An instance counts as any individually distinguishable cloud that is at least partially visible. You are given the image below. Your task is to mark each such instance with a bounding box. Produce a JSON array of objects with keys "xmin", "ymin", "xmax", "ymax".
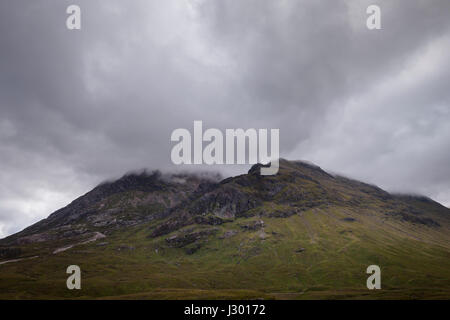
[
  {"xmin": 289, "ymin": 34, "xmax": 450, "ymax": 205},
  {"xmin": 1, "ymin": 0, "xmax": 449, "ymax": 237}
]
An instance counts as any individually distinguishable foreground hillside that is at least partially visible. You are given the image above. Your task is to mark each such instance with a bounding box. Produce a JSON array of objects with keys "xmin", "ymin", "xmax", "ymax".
[{"xmin": 0, "ymin": 159, "xmax": 449, "ymax": 299}]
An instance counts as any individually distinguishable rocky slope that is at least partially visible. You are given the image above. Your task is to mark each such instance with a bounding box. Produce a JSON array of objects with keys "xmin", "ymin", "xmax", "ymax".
[
  {"xmin": 0, "ymin": 159, "xmax": 449, "ymax": 299},
  {"xmin": 0, "ymin": 170, "xmax": 220, "ymax": 246}
]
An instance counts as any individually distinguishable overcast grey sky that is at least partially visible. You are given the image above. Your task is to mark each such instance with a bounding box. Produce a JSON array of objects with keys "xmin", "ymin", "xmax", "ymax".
[{"xmin": 1, "ymin": 0, "xmax": 449, "ymax": 238}]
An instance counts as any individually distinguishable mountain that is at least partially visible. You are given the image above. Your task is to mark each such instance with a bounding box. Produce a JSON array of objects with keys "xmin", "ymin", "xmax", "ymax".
[{"xmin": 0, "ymin": 159, "xmax": 449, "ymax": 299}]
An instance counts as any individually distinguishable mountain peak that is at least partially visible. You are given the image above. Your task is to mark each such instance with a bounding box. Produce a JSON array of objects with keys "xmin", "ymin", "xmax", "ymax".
[
  {"xmin": 1, "ymin": 159, "xmax": 450, "ymax": 299},
  {"xmin": 1, "ymin": 159, "xmax": 449, "ymax": 247},
  {"xmin": 248, "ymin": 158, "xmax": 323, "ymax": 172}
]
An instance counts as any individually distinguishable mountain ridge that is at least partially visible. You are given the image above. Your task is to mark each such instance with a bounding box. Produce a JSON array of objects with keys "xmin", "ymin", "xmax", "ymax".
[
  {"xmin": 3, "ymin": 158, "xmax": 447, "ymax": 244},
  {"xmin": 0, "ymin": 158, "xmax": 449, "ymax": 299}
]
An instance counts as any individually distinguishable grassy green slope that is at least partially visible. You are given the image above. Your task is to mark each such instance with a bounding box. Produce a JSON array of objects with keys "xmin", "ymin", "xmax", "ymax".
[{"xmin": 1, "ymin": 207, "xmax": 449, "ymax": 299}]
